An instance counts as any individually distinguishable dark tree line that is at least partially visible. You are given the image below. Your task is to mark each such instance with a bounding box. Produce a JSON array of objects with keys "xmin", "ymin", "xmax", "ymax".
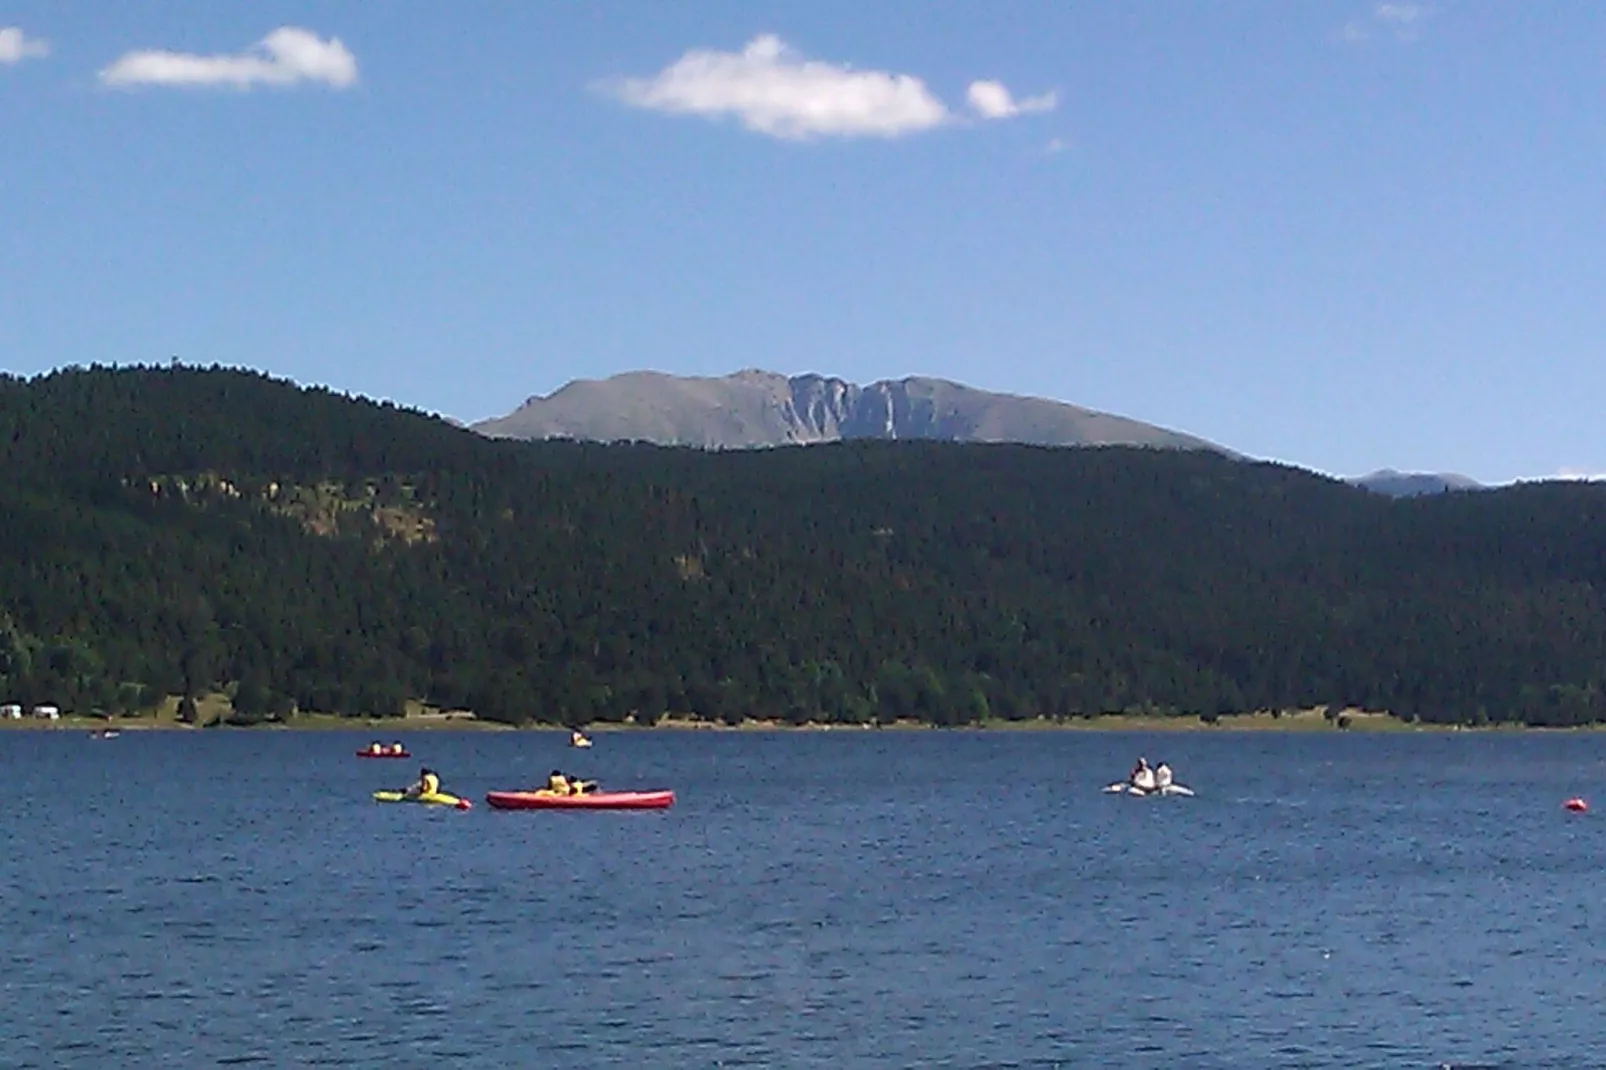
[{"xmin": 2, "ymin": 364, "xmax": 1605, "ymax": 727}]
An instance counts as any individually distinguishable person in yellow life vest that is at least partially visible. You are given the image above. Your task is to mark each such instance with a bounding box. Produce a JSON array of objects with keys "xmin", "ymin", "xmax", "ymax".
[
  {"xmin": 406, "ymin": 767, "xmax": 441, "ymax": 798},
  {"xmin": 368, "ymin": 741, "xmax": 384, "ymax": 755},
  {"xmin": 389, "ymin": 741, "xmax": 405, "ymax": 755},
  {"xmin": 546, "ymin": 770, "xmax": 598, "ymax": 795}
]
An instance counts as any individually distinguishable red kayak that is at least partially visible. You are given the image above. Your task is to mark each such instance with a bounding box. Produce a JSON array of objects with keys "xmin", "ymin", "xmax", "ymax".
[
  {"xmin": 485, "ymin": 790, "xmax": 675, "ymax": 811},
  {"xmin": 356, "ymin": 750, "xmax": 411, "ymax": 759}
]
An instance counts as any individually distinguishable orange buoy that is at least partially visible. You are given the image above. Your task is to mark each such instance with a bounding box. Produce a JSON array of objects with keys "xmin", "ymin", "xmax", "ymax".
[{"xmin": 1565, "ymin": 797, "xmax": 1588, "ymax": 813}]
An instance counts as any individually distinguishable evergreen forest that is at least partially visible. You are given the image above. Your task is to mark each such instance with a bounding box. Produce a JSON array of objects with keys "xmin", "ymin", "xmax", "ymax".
[{"xmin": 3, "ymin": 365, "xmax": 1605, "ymax": 728}]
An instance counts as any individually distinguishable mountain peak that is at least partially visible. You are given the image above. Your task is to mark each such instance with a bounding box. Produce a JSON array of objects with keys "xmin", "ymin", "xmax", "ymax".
[
  {"xmin": 1350, "ymin": 470, "xmax": 1484, "ymax": 498},
  {"xmin": 473, "ymin": 369, "xmax": 1226, "ymax": 453}
]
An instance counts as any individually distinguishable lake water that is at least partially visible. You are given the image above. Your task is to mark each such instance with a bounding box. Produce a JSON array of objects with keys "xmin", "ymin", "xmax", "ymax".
[{"xmin": 1, "ymin": 728, "xmax": 1602, "ymax": 1068}]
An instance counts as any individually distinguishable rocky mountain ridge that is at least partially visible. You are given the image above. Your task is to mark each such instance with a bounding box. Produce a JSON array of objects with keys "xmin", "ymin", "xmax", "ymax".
[{"xmin": 473, "ymin": 369, "xmax": 1225, "ymax": 453}]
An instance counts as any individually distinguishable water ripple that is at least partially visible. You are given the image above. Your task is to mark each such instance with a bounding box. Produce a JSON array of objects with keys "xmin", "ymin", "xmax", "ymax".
[{"xmin": 1, "ymin": 730, "xmax": 1602, "ymax": 1067}]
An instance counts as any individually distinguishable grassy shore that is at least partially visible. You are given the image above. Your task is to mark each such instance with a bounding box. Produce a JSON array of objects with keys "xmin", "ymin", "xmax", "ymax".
[
  {"xmin": 636, "ymin": 709, "xmax": 1606, "ymax": 733},
  {"xmin": 0, "ymin": 704, "xmax": 1579, "ymax": 734},
  {"xmin": 648, "ymin": 709, "xmax": 1435, "ymax": 733},
  {"xmin": 0, "ymin": 697, "xmax": 516, "ymax": 732}
]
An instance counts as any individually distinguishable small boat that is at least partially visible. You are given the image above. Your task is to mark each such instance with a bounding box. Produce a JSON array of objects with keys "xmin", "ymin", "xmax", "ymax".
[
  {"xmin": 373, "ymin": 790, "xmax": 471, "ymax": 810},
  {"xmin": 1104, "ymin": 781, "xmax": 1196, "ymax": 798},
  {"xmin": 1565, "ymin": 797, "xmax": 1589, "ymax": 813},
  {"xmin": 485, "ymin": 789, "xmax": 675, "ymax": 811},
  {"xmin": 569, "ymin": 731, "xmax": 593, "ymax": 749},
  {"xmin": 89, "ymin": 729, "xmax": 121, "ymax": 740},
  {"xmin": 357, "ymin": 745, "xmax": 410, "ymax": 758}
]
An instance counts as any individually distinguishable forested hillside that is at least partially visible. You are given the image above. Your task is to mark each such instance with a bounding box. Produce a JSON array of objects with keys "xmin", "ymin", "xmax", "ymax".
[{"xmin": 3, "ymin": 365, "xmax": 1605, "ymax": 727}]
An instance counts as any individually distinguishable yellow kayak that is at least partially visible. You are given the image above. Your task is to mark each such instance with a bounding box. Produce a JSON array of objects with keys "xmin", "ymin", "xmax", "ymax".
[{"xmin": 373, "ymin": 790, "xmax": 472, "ymax": 810}]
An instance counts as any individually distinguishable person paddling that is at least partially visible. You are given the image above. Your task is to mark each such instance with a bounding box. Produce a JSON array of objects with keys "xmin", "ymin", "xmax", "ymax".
[
  {"xmin": 1130, "ymin": 757, "xmax": 1157, "ymax": 793},
  {"xmin": 545, "ymin": 769, "xmax": 596, "ymax": 796},
  {"xmin": 405, "ymin": 767, "xmax": 441, "ymax": 798},
  {"xmin": 1154, "ymin": 762, "xmax": 1174, "ymax": 792}
]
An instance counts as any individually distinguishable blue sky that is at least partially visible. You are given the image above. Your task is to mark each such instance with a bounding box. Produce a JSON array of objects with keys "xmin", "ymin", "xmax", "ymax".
[{"xmin": 2, "ymin": 3, "xmax": 1601, "ymax": 484}]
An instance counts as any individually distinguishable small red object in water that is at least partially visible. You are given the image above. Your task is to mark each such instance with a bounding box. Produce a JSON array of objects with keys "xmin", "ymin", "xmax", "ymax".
[{"xmin": 1565, "ymin": 797, "xmax": 1588, "ymax": 813}]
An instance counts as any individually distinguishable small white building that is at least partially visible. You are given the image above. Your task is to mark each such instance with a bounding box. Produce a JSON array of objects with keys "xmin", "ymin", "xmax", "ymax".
[
  {"xmin": 32, "ymin": 704, "xmax": 60, "ymax": 720},
  {"xmin": 1, "ymin": 704, "xmax": 21, "ymax": 719}
]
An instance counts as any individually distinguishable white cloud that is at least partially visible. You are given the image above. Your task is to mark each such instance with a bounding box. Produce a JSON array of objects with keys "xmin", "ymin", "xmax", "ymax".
[
  {"xmin": 0, "ymin": 26, "xmax": 50, "ymax": 65},
  {"xmin": 966, "ymin": 80, "xmax": 1056, "ymax": 120},
  {"xmin": 1376, "ymin": 3, "xmax": 1427, "ymax": 25},
  {"xmin": 607, "ymin": 34, "xmax": 945, "ymax": 140},
  {"xmin": 1554, "ymin": 468, "xmax": 1606, "ymax": 482},
  {"xmin": 1344, "ymin": 3, "xmax": 1433, "ymax": 43},
  {"xmin": 99, "ymin": 27, "xmax": 357, "ymax": 90},
  {"xmin": 604, "ymin": 34, "xmax": 1052, "ymax": 141}
]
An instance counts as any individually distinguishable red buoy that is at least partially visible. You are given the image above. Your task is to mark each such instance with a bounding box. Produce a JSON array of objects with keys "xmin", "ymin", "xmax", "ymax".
[{"xmin": 1565, "ymin": 797, "xmax": 1588, "ymax": 813}]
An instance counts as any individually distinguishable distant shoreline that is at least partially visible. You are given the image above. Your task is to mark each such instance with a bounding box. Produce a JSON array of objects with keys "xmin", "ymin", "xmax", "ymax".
[{"xmin": 0, "ymin": 709, "xmax": 1590, "ymax": 734}]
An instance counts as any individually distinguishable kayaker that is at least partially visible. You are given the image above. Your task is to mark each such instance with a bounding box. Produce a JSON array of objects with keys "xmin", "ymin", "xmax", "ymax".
[
  {"xmin": 1154, "ymin": 762, "xmax": 1174, "ymax": 791},
  {"xmin": 545, "ymin": 770, "xmax": 597, "ymax": 796},
  {"xmin": 1130, "ymin": 757, "xmax": 1157, "ymax": 793},
  {"xmin": 368, "ymin": 741, "xmax": 384, "ymax": 755},
  {"xmin": 389, "ymin": 741, "xmax": 405, "ymax": 755},
  {"xmin": 406, "ymin": 767, "xmax": 441, "ymax": 798}
]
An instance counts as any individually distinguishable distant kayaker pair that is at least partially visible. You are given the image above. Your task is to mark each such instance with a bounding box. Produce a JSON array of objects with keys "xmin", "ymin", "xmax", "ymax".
[
  {"xmin": 1103, "ymin": 756, "xmax": 1197, "ymax": 797},
  {"xmin": 1131, "ymin": 756, "xmax": 1172, "ymax": 793}
]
